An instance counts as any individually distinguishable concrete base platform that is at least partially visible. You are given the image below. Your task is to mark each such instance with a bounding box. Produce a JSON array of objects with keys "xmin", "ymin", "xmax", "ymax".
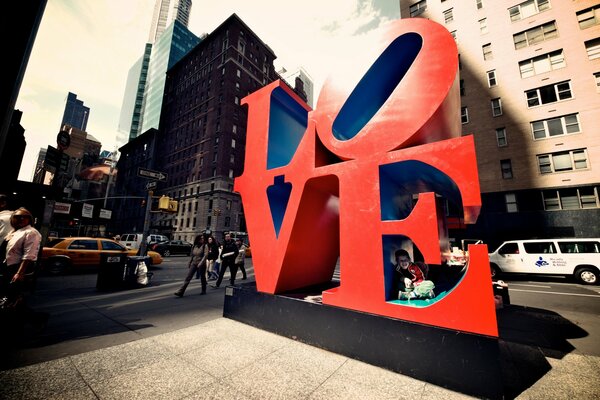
[{"xmin": 223, "ymin": 283, "xmax": 504, "ymax": 399}]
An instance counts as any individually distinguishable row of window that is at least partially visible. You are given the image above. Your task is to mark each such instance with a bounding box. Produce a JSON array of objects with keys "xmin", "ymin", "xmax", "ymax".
[
  {"xmin": 461, "ymin": 74, "xmax": 598, "ymax": 127},
  {"xmin": 503, "ymin": 186, "xmax": 599, "ymax": 213},
  {"xmin": 410, "ymin": 1, "xmax": 599, "ymax": 33},
  {"xmin": 500, "ymin": 147, "xmax": 590, "ymax": 181}
]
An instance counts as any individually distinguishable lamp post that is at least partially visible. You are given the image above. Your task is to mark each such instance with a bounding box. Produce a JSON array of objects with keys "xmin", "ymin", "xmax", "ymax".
[{"xmin": 103, "ymin": 150, "xmax": 117, "ymax": 208}]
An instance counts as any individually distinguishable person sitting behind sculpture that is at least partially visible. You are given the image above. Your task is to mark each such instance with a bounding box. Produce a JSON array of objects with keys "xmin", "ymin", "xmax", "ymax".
[{"xmin": 393, "ymin": 249, "xmax": 435, "ymax": 300}]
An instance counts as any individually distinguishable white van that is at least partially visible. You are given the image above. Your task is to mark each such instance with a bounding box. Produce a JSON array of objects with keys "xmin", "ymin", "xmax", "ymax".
[
  {"xmin": 489, "ymin": 239, "xmax": 600, "ymax": 285},
  {"xmin": 119, "ymin": 233, "xmax": 168, "ymax": 250}
]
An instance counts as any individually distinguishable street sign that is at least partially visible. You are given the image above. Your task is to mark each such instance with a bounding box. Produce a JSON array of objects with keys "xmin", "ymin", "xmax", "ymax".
[
  {"xmin": 146, "ymin": 181, "xmax": 157, "ymax": 190},
  {"xmin": 137, "ymin": 167, "xmax": 167, "ymax": 181}
]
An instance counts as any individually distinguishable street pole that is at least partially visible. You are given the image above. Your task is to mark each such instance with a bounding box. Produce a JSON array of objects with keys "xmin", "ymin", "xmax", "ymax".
[
  {"xmin": 139, "ymin": 189, "xmax": 153, "ymax": 256},
  {"xmin": 103, "ymin": 150, "xmax": 117, "ymax": 208}
]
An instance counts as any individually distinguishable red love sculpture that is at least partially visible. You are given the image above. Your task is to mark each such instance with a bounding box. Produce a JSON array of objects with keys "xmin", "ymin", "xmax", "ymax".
[{"xmin": 235, "ymin": 18, "xmax": 497, "ymax": 337}]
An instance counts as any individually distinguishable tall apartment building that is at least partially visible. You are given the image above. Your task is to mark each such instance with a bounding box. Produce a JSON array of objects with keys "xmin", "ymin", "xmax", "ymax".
[
  {"xmin": 112, "ymin": 14, "xmax": 310, "ymax": 240},
  {"xmin": 61, "ymin": 92, "xmax": 89, "ymax": 132},
  {"xmin": 117, "ymin": 0, "xmax": 197, "ymax": 146},
  {"xmin": 400, "ymin": 0, "xmax": 600, "ymax": 246},
  {"xmin": 149, "ymin": 13, "xmax": 281, "ymax": 242}
]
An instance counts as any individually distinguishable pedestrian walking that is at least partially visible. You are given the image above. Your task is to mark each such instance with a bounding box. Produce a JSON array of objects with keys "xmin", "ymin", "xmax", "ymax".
[
  {"xmin": 211, "ymin": 233, "xmax": 238, "ymax": 288},
  {"xmin": 174, "ymin": 234, "xmax": 209, "ymax": 297},
  {"xmin": 206, "ymin": 236, "xmax": 219, "ymax": 280},
  {"xmin": 234, "ymin": 238, "xmax": 247, "ymax": 280}
]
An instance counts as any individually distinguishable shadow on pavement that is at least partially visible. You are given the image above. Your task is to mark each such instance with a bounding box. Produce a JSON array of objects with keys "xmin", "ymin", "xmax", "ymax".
[{"xmin": 497, "ymin": 304, "xmax": 588, "ymax": 399}]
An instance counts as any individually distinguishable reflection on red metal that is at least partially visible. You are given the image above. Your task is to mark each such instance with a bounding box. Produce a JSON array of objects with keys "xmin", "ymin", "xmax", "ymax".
[{"xmin": 234, "ymin": 18, "xmax": 497, "ymax": 337}]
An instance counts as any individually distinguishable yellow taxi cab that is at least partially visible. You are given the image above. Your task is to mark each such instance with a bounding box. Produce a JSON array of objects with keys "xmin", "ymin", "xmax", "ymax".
[{"xmin": 41, "ymin": 237, "xmax": 163, "ymax": 275}]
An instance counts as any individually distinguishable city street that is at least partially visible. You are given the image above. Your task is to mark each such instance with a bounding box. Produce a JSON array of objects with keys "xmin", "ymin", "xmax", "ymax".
[
  {"xmin": 2, "ymin": 257, "xmax": 599, "ymax": 372},
  {"xmin": 1, "ymin": 255, "xmax": 254, "ymax": 370}
]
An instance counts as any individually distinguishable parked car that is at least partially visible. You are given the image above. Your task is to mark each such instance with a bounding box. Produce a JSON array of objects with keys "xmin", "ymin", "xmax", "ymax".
[
  {"xmin": 488, "ymin": 238, "xmax": 600, "ymax": 284},
  {"xmin": 118, "ymin": 233, "xmax": 168, "ymax": 250},
  {"xmin": 150, "ymin": 240, "xmax": 193, "ymax": 256},
  {"xmin": 41, "ymin": 237, "xmax": 163, "ymax": 275}
]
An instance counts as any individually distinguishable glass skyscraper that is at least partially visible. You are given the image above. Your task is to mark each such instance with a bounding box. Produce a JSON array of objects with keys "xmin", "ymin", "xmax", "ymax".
[
  {"xmin": 117, "ymin": 0, "xmax": 197, "ymax": 146},
  {"xmin": 140, "ymin": 20, "xmax": 200, "ymax": 134},
  {"xmin": 61, "ymin": 92, "xmax": 89, "ymax": 131}
]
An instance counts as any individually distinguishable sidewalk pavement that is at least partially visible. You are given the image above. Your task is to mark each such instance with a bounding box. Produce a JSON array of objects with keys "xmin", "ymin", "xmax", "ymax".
[{"xmin": 1, "ymin": 316, "xmax": 599, "ymax": 400}]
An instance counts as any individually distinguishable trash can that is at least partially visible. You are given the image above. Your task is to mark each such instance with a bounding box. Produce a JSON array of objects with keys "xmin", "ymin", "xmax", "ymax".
[
  {"xmin": 492, "ymin": 280, "xmax": 510, "ymax": 308},
  {"xmin": 124, "ymin": 256, "xmax": 153, "ymax": 288},
  {"xmin": 97, "ymin": 253, "xmax": 127, "ymax": 291}
]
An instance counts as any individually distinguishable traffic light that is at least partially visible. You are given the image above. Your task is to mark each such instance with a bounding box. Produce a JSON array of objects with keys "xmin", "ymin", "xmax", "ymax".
[
  {"xmin": 157, "ymin": 196, "xmax": 178, "ymax": 213},
  {"xmin": 158, "ymin": 196, "xmax": 170, "ymax": 211},
  {"xmin": 59, "ymin": 152, "xmax": 70, "ymax": 172}
]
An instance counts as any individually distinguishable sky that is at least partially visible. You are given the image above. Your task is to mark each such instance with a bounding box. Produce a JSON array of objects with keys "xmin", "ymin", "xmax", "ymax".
[{"xmin": 16, "ymin": 0, "xmax": 400, "ymax": 181}]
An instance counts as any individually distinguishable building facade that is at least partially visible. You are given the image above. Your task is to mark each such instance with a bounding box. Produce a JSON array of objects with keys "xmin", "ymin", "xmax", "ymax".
[
  {"xmin": 400, "ymin": 0, "xmax": 600, "ymax": 247},
  {"xmin": 149, "ymin": 13, "xmax": 281, "ymax": 242},
  {"xmin": 117, "ymin": 0, "xmax": 197, "ymax": 146},
  {"xmin": 140, "ymin": 20, "xmax": 200, "ymax": 135},
  {"xmin": 118, "ymin": 43, "xmax": 152, "ymax": 145},
  {"xmin": 148, "ymin": 0, "xmax": 192, "ymax": 44},
  {"xmin": 61, "ymin": 92, "xmax": 89, "ymax": 131},
  {"xmin": 279, "ymin": 67, "xmax": 315, "ymax": 107}
]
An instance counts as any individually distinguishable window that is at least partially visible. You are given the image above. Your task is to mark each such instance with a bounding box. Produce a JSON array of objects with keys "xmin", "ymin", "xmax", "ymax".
[
  {"xmin": 498, "ymin": 243, "xmax": 519, "ymax": 255},
  {"xmin": 542, "ymin": 187, "xmax": 599, "ymax": 210},
  {"xmin": 236, "ymin": 69, "xmax": 241, "ymax": 78},
  {"xmin": 585, "ymin": 38, "xmax": 600, "ymax": 60},
  {"xmin": 513, "ymin": 21, "xmax": 558, "ymax": 49},
  {"xmin": 531, "ymin": 114, "xmax": 580, "ymax": 140},
  {"xmin": 577, "ymin": 5, "xmax": 600, "ymax": 29},
  {"xmin": 450, "ymin": 30, "xmax": 457, "ymax": 41},
  {"xmin": 476, "ymin": 0, "xmax": 483, "ymax": 10},
  {"xmin": 409, "ymin": 0, "xmax": 427, "ymax": 17},
  {"xmin": 482, "ymin": 43, "xmax": 493, "ymax": 60},
  {"xmin": 558, "ymin": 241, "xmax": 600, "ymax": 253},
  {"xmin": 444, "ymin": 8, "xmax": 453, "ymax": 24},
  {"xmin": 487, "ymin": 70, "xmax": 497, "ymax": 87},
  {"xmin": 460, "ymin": 79, "xmax": 465, "ymax": 96},
  {"xmin": 526, "ymin": 81, "xmax": 572, "ymax": 107},
  {"xmin": 231, "ymin": 139, "xmax": 236, "ymax": 148},
  {"xmin": 508, "ymin": 0, "xmax": 550, "ymax": 22},
  {"xmin": 491, "ymin": 98, "xmax": 502, "ymax": 116},
  {"xmin": 496, "ymin": 128, "xmax": 507, "ymax": 147},
  {"xmin": 68, "ymin": 240, "xmax": 98, "ymax": 250},
  {"xmin": 523, "ymin": 242, "xmax": 556, "ymax": 254},
  {"xmin": 479, "ymin": 18, "xmax": 488, "ymax": 34},
  {"xmin": 518, "ymin": 50, "xmax": 565, "ymax": 78},
  {"xmin": 501, "ymin": 159, "xmax": 513, "ymax": 179},
  {"xmin": 537, "ymin": 149, "xmax": 588, "ymax": 174},
  {"xmin": 102, "ymin": 240, "xmax": 124, "ymax": 251},
  {"xmin": 505, "ymin": 193, "xmax": 518, "ymax": 212},
  {"xmin": 461, "ymin": 107, "xmax": 469, "ymax": 124},
  {"xmin": 595, "ymin": 72, "xmax": 600, "ymax": 92},
  {"xmin": 228, "ymin": 169, "xmax": 234, "ymax": 178}
]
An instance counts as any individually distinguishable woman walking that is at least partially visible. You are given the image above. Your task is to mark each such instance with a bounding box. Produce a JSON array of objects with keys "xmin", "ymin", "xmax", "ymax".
[
  {"xmin": 206, "ymin": 236, "xmax": 219, "ymax": 280},
  {"xmin": 174, "ymin": 234, "xmax": 208, "ymax": 297}
]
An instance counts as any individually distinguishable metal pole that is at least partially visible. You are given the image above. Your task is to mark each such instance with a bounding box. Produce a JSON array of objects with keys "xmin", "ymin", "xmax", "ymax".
[{"xmin": 139, "ymin": 189, "xmax": 153, "ymax": 256}]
